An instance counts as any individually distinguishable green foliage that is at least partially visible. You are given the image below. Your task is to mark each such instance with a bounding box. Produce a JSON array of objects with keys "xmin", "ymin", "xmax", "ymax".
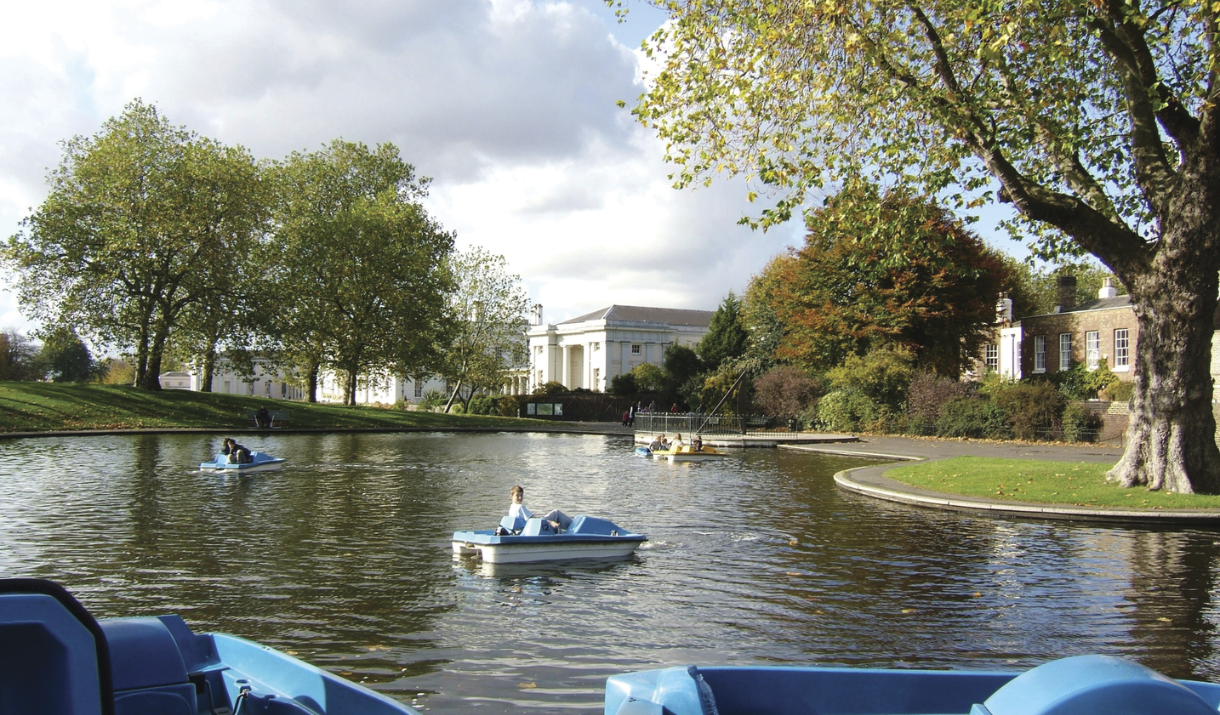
[
  {"xmin": 816, "ymin": 388, "xmax": 880, "ymax": 433},
  {"xmin": 466, "ymin": 395, "xmax": 498, "ymax": 415},
  {"xmin": 534, "ymin": 381, "xmax": 567, "ymax": 396},
  {"xmin": 418, "ymin": 389, "xmax": 447, "ymax": 411},
  {"xmin": 3, "ymin": 100, "xmax": 268, "ymax": 390},
  {"xmin": 697, "ymin": 292, "xmax": 749, "ymax": 371},
  {"xmin": 1052, "ymin": 360, "xmax": 1119, "ymax": 400},
  {"xmin": 630, "ymin": 363, "xmax": 667, "ymax": 393},
  {"xmin": 662, "ymin": 345, "xmax": 704, "ymax": 395},
  {"xmin": 497, "ymin": 394, "xmax": 524, "ymax": 417},
  {"xmin": 272, "ymin": 140, "xmax": 455, "ymax": 405},
  {"xmin": 98, "ymin": 358, "xmax": 134, "ymax": 386},
  {"xmin": 935, "ymin": 397, "xmax": 1013, "ymax": 440},
  {"xmin": 694, "ymin": 368, "xmax": 754, "ymax": 415},
  {"xmin": 33, "ymin": 327, "xmax": 97, "ymax": 383},
  {"xmin": 609, "ymin": 372, "xmax": 638, "ymax": 396},
  {"xmin": 825, "ymin": 346, "xmax": 916, "ymax": 411},
  {"xmin": 1062, "ymin": 404, "xmax": 1104, "ymax": 443},
  {"xmin": 1100, "ymin": 381, "xmax": 1135, "ymax": 403},
  {"xmin": 0, "ymin": 329, "xmax": 39, "ymax": 381},
  {"xmin": 906, "ymin": 371, "xmax": 975, "ymax": 424},
  {"xmin": 995, "ymin": 257, "xmax": 1126, "ymax": 318}
]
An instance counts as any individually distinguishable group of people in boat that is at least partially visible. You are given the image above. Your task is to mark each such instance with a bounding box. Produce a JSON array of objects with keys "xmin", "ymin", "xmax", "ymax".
[{"xmin": 647, "ymin": 433, "xmax": 702, "ymax": 453}]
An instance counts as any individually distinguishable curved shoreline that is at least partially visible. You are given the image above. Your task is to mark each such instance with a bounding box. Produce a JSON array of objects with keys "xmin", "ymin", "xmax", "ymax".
[{"xmin": 782, "ymin": 436, "xmax": 1220, "ymax": 525}]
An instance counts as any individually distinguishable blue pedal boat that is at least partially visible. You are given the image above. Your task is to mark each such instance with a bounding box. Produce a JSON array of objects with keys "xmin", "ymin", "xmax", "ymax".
[
  {"xmin": 0, "ymin": 578, "xmax": 418, "ymax": 715},
  {"xmin": 605, "ymin": 658, "xmax": 1220, "ymax": 715},
  {"xmin": 199, "ymin": 451, "xmax": 286, "ymax": 472},
  {"xmin": 453, "ymin": 515, "xmax": 647, "ymax": 564},
  {"xmin": 635, "ymin": 446, "xmax": 653, "ymax": 457}
]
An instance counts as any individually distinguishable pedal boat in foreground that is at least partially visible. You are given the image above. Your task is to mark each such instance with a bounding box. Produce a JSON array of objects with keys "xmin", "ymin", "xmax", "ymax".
[
  {"xmin": 453, "ymin": 515, "xmax": 647, "ymax": 564},
  {"xmin": 199, "ymin": 451, "xmax": 286, "ymax": 472},
  {"xmin": 605, "ymin": 656, "xmax": 1220, "ymax": 715},
  {"xmin": 0, "ymin": 578, "xmax": 418, "ymax": 715},
  {"xmin": 651, "ymin": 445, "xmax": 728, "ymax": 463}
]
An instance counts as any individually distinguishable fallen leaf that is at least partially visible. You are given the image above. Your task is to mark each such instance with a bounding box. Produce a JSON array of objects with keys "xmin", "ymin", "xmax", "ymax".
[{"xmin": 519, "ymin": 682, "xmax": 537, "ymax": 689}]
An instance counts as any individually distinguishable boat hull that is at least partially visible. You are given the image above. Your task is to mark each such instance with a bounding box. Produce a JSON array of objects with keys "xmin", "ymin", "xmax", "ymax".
[
  {"xmin": 200, "ymin": 451, "xmax": 286, "ymax": 472},
  {"xmin": 453, "ymin": 515, "xmax": 646, "ymax": 564},
  {"xmin": 605, "ymin": 658, "xmax": 1220, "ymax": 715}
]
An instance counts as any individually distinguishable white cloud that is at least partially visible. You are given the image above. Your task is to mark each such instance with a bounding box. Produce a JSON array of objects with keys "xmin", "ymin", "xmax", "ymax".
[{"xmin": 0, "ymin": 0, "xmax": 804, "ymax": 336}]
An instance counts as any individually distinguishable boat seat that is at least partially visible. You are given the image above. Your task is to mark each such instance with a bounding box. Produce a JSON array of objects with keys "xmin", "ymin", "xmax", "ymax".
[
  {"xmin": 500, "ymin": 515, "xmax": 525, "ymax": 534},
  {"xmin": 522, "ymin": 518, "xmax": 558, "ymax": 536},
  {"xmin": 0, "ymin": 578, "xmax": 114, "ymax": 715}
]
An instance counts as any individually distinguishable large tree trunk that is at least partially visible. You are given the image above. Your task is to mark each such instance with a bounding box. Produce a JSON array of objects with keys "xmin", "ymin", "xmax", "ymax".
[
  {"xmin": 443, "ymin": 379, "xmax": 463, "ymax": 414},
  {"xmin": 1107, "ymin": 236, "xmax": 1220, "ymax": 494},
  {"xmin": 306, "ymin": 361, "xmax": 319, "ymax": 403},
  {"xmin": 138, "ymin": 322, "xmax": 169, "ymax": 391},
  {"xmin": 200, "ymin": 343, "xmax": 217, "ymax": 393}
]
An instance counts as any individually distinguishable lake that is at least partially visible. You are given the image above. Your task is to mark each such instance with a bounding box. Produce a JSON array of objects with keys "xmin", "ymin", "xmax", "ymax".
[{"xmin": 2, "ymin": 431, "xmax": 1219, "ymax": 713}]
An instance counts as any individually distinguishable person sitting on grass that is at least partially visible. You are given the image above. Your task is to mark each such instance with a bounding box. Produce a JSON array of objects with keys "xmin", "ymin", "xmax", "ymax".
[{"xmin": 509, "ymin": 485, "xmax": 572, "ymax": 532}]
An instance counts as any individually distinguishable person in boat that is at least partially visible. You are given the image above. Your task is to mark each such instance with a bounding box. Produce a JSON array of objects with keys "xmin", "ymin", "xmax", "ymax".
[
  {"xmin": 648, "ymin": 434, "xmax": 665, "ymax": 451},
  {"xmin": 692, "ymin": 434, "xmax": 702, "ymax": 452},
  {"xmin": 509, "ymin": 485, "xmax": 572, "ymax": 532},
  {"xmin": 222, "ymin": 438, "xmax": 252, "ymax": 464},
  {"xmin": 671, "ymin": 433, "xmax": 686, "ymax": 452}
]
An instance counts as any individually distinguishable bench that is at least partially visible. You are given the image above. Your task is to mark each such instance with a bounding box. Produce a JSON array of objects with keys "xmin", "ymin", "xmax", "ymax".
[{"xmin": 246, "ymin": 409, "xmax": 292, "ymax": 428}]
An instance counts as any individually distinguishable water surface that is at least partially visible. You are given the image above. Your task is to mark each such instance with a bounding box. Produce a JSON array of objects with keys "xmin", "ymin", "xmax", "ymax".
[{"xmin": 2, "ymin": 431, "xmax": 1218, "ymax": 713}]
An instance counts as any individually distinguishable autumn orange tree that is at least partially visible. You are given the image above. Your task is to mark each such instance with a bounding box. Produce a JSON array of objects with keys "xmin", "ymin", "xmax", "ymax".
[
  {"xmin": 757, "ymin": 185, "xmax": 1007, "ymax": 377},
  {"xmin": 614, "ymin": 0, "xmax": 1220, "ymax": 493}
]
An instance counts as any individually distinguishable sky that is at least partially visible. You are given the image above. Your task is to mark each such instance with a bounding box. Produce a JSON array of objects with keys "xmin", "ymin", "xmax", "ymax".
[{"xmin": 0, "ymin": 0, "xmax": 1028, "ymax": 338}]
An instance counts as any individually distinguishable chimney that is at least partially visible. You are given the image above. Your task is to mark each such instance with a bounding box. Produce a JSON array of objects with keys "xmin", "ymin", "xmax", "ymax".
[
  {"xmin": 1056, "ymin": 276, "xmax": 1077, "ymax": 312},
  {"xmin": 1098, "ymin": 277, "xmax": 1117, "ymax": 299},
  {"xmin": 996, "ymin": 293, "xmax": 1013, "ymax": 323},
  {"xmin": 531, "ymin": 304, "xmax": 544, "ymax": 326}
]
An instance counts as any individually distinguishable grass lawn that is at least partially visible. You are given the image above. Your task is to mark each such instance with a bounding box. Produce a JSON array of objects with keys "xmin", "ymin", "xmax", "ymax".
[
  {"xmin": 0, "ymin": 382, "xmax": 553, "ymax": 433},
  {"xmin": 884, "ymin": 456, "xmax": 1220, "ymax": 510}
]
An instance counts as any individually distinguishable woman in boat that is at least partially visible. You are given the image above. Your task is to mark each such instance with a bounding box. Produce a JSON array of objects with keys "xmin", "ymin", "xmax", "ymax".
[
  {"xmin": 671, "ymin": 433, "xmax": 686, "ymax": 452},
  {"xmin": 509, "ymin": 485, "xmax": 572, "ymax": 531},
  {"xmin": 648, "ymin": 434, "xmax": 665, "ymax": 451},
  {"xmin": 222, "ymin": 438, "xmax": 252, "ymax": 464}
]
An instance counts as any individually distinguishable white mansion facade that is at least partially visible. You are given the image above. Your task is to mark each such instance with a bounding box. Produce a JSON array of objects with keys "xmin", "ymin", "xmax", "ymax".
[{"xmin": 526, "ymin": 305, "xmax": 714, "ymax": 392}]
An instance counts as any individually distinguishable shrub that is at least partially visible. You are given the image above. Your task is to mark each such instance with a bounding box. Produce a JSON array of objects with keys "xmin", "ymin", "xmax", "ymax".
[
  {"xmin": 907, "ymin": 371, "xmax": 976, "ymax": 424},
  {"xmin": 990, "ymin": 382, "xmax": 1065, "ymax": 440},
  {"xmin": 817, "ymin": 388, "xmax": 880, "ymax": 432},
  {"xmin": 936, "ymin": 397, "xmax": 1013, "ymax": 439},
  {"xmin": 1062, "ymin": 403, "xmax": 1103, "ymax": 443},
  {"xmin": 825, "ymin": 346, "xmax": 916, "ymax": 410},
  {"xmin": 1099, "ymin": 380, "xmax": 1134, "ymax": 403},
  {"xmin": 630, "ymin": 363, "xmax": 667, "ymax": 393},
  {"xmin": 753, "ymin": 365, "xmax": 824, "ymax": 415},
  {"xmin": 534, "ymin": 381, "xmax": 567, "ymax": 396},
  {"xmin": 609, "ymin": 372, "xmax": 637, "ymax": 395},
  {"xmin": 467, "ymin": 395, "xmax": 498, "ymax": 415},
  {"xmin": 1053, "ymin": 359, "xmax": 1119, "ymax": 400},
  {"xmin": 99, "ymin": 358, "xmax": 135, "ymax": 385},
  {"xmin": 498, "ymin": 394, "xmax": 523, "ymax": 417},
  {"xmin": 449, "ymin": 403, "xmax": 465, "ymax": 414},
  {"xmin": 419, "ymin": 389, "xmax": 446, "ymax": 411}
]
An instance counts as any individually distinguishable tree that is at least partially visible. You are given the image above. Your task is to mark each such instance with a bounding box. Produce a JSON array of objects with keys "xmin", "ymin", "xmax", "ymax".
[
  {"xmin": 271, "ymin": 140, "xmax": 454, "ymax": 405},
  {"xmin": 741, "ymin": 257, "xmax": 792, "ymax": 370},
  {"xmin": 754, "ymin": 365, "xmax": 824, "ymax": 417},
  {"xmin": 697, "ymin": 292, "xmax": 749, "ymax": 371},
  {"xmin": 759, "ymin": 185, "xmax": 1008, "ymax": 376},
  {"xmin": 618, "ymin": 0, "xmax": 1220, "ymax": 492},
  {"xmin": 438, "ymin": 247, "xmax": 531, "ymax": 413},
  {"xmin": 3, "ymin": 100, "xmax": 267, "ymax": 390},
  {"xmin": 0, "ymin": 330, "xmax": 38, "ymax": 381},
  {"xmin": 994, "ymin": 255, "xmax": 1126, "ymax": 318},
  {"xmin": 662, "ymin": 344, "xmax": 704, "ymax": 396},
  {"xmin": 33, "ymin": 327, "xmax": 96, "ymax": 382}
]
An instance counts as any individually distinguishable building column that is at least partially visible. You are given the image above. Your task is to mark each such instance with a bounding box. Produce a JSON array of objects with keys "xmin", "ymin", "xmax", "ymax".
[{"xmin": 561, "ymin": 345, "xmax": 571, "ymax": 388}]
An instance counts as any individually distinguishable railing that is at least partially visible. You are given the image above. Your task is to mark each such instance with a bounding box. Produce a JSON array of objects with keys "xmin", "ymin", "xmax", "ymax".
[{"xmin": 634, "ymin": 413, "xmax": 800, "ymax": 436}]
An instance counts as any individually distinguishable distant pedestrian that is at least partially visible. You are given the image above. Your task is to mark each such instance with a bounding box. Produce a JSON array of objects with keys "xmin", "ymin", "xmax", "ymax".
[
  {"xmin": 648, "ymin": 400, "xmax": 656, "ymax": 413},
  {"xmin": 628, "ymin": 403, "xmax": 636, "ymax": 426},
  {"xmin": 669, "ymin": 403, "xmax": 678, "ymax": 414},
  {"xmin": 622, "ymin": 410, "xmax": 630, "ymax": 426}
]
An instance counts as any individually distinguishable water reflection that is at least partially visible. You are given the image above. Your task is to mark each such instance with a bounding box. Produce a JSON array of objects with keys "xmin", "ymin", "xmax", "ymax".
[{"xmin": 1, "ymin": 432, "xmax": 1219, "ymax": 713}]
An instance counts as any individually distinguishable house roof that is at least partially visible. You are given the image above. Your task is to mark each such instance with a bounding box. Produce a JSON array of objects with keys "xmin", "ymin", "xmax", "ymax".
[
  {"xmin": 559, "ymin": 305, "xmax": 714, "ymax": 327},
  {"xmin": 1064, "ymin": 295, "xmax": 1132, "ymax": 313}
]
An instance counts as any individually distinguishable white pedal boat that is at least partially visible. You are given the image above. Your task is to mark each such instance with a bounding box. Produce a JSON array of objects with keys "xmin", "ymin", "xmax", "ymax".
[
  {"xmin": 652, "ymin": 446, "xmax": 728, "ymax": 462},
  {"xmin": 199, "ymin": 451, "xmax": 286, "ymax": 473},
  {"xmin": 452, "ymin": 515, "xmax": 646, "ymax": 564}
]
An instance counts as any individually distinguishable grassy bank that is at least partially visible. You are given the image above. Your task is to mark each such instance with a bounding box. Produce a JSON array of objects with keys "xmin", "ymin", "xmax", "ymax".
[
  {"xmin": 0, "ymin": 382, "xmax": 552, "ymax": 433},
  {"xmin": 884, "ymin": 456, "xmax": 1220, "ymax": 509}
]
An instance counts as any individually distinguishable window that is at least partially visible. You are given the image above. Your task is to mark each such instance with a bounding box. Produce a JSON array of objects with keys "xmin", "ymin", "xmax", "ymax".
[
  {"xmin": 1059, "ymin": 333, "xmax": 1072, "ymax": 371},
  {"xmin": 985, "ymin": 344, "xmax": 999, "ymax": 372},
  {"xmin": 1114, "ymin": 328, "xmax": 1130, "ymax": 368},
  {"xmin": 631, "ymin": 344, "xmax": 641, "ymax": 355},
  {"xmin": 1034, "ymin": 335, "xmax": 1046, "ymax": 372},
  {"xmin": 593, "ymin": 368, "xmax": 600, "ymax": 388},
  {"xmin": 1086, "ymin": 331, "xmax": 1100, "ymax": 369},
  {"xmin": 415, "ymin": 380, "xmax": 424, "ymax": 398}
]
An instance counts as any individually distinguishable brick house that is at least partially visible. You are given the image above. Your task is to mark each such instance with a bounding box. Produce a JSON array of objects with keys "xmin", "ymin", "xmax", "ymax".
[{"xmin": 980, "ymin": 276, "xmax": 1220, "ymax": 401}]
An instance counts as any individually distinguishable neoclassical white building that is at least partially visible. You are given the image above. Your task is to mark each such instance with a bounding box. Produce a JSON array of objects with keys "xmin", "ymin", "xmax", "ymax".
[{"xmin": 526, "ymin": 305, "xmax": 713, "ymax": 392}]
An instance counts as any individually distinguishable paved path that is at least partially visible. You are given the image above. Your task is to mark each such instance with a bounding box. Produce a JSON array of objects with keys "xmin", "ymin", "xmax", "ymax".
[{"xmin": 782, "ymin": 435, "xmax": 1220, "ymax": 525}]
